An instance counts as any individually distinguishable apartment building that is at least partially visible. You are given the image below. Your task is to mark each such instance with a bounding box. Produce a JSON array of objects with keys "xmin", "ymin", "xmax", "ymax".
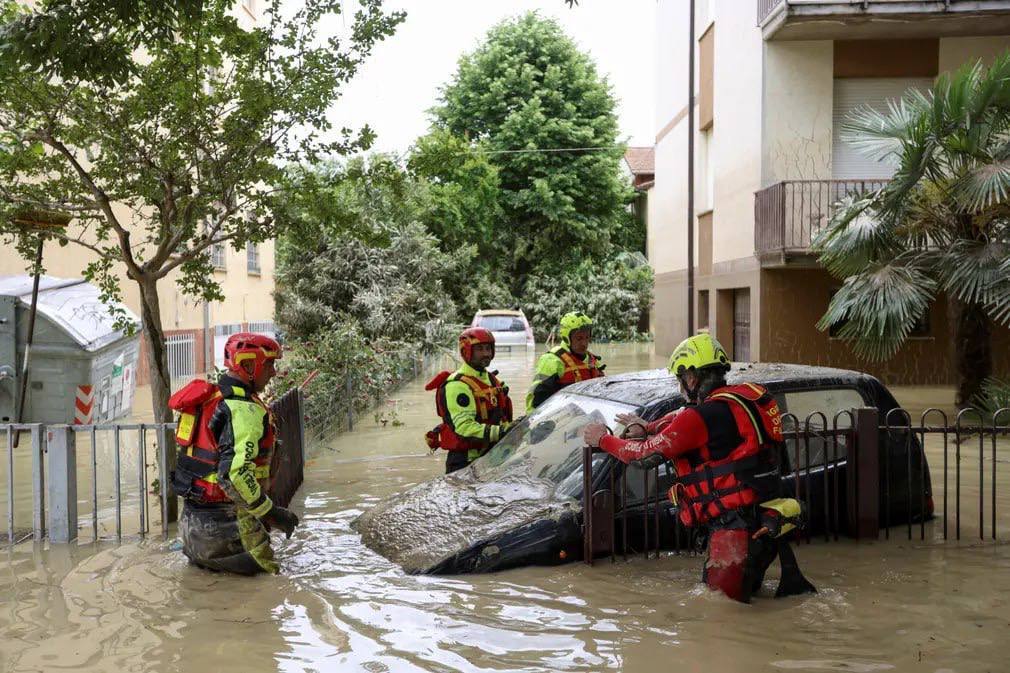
[
  {"xmin": 2, "ymin": 0, "xmax": 277, "ymax": 386},
  {"xmin": 650, "ymin": 0, "xmax": 1010, "ymax": 384}
]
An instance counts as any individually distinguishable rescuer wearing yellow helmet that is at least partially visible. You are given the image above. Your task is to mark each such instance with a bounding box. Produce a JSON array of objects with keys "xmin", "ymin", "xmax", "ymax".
[
  {"xmin": 582, "ymin": 333, "xmax": 816, "ymax": 603},
  {"xmin": 525, "ymin": 312, "xmax": 605, "ymax": 413}
]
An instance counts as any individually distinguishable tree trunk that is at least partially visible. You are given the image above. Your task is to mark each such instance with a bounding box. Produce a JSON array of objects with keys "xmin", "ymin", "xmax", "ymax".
[
  {"xmin": 951, "ymin": 298, "xmax": 993, "ymax": 408},
  {"xmin": 138, "ymin": 275, "xmax": 173, "ymax": 425},
  {"xmin": 137, "ymin": 274, "xmax": 179, "ymax": 523}
]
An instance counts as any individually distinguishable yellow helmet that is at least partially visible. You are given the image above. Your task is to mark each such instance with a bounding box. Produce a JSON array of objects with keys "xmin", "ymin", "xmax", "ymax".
[
  {"xmin": 558, "ymin": 312, "xmax": 593, "ymax": 345},
  {"xmin": 668, "ymin": 334, "xmax": 730, "ymax": 376}
]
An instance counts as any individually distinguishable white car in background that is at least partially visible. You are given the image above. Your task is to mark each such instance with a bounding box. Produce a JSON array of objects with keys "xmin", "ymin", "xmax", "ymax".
[{"xmin": 471, "ymin": 309, "xmax": 535, "ymax": 350}]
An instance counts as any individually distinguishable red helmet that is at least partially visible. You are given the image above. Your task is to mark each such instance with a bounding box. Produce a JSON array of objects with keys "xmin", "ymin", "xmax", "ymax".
[
  {"xmin": 224, "ymin": 332, "xmax": 282, "ymax": 384},
  {"xmin": 459, "ymin": 327, "xmax": 495, "ymax": 362}
]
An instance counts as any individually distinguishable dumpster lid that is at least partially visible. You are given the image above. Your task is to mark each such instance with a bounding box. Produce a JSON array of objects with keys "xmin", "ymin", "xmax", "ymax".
[{"xmin": 0, "ymin": 275, "xmax": 142, "ymax": 352}]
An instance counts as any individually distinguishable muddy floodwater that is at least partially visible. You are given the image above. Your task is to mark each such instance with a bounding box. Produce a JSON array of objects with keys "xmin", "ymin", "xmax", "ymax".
[{"xmin": 3, "ymin": 344, "xmax": 1010, "ymax": 672}]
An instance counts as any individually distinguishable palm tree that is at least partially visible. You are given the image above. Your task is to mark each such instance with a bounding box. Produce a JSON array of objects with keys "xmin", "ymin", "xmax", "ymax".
[{"xmin": 813, "ymin": 52, "xmax": 1010, "ymax": 406}]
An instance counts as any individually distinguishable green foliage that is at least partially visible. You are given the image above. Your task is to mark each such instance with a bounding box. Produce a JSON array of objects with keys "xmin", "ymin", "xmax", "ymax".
[
  {"xmin": 0, "ymin": 0, "xmax": 204, "ymax": 86},
  {"xmin": 522, "ymin": 253, "xmax": 653, "ymax": 342},
  {"xmin": 268, "ymin": 323, "xmax": 418, "ymax": 438},
  {"xmin": 971, "ymin": 377, "xmax": 1010, "ymax": 417},
  {"xmin": 0, "ymin": 0, "xmax": 403, "ymax": 420},
  {"xmin": 423, "ymin": 12, "xmax": 636, "ymax": 288},
  {"xmin": 274, "ymin": 155, "xmax": 459, "ymax": 350},
  {"xmin": 813, "ymin": 52, "xmax": 1010, "ymax": 401}
]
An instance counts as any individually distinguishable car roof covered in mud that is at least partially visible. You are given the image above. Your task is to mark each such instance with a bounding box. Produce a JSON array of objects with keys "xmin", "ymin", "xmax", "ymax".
[{"xmin": 565, "ymin": 362, "xmax": 884, "ymax": 410}]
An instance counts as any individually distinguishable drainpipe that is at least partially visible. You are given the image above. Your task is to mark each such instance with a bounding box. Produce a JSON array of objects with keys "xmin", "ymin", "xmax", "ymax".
[{"xmin": 687, "ymin": 0, "xmax": 696, "ymax": 337}]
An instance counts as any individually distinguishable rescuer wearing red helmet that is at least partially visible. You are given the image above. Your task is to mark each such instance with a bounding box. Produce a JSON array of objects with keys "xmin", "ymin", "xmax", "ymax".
[
  {"xmin": 424, "ymin": 327, "xmax": 514, "ymax": 474},
  {"xmin": 170, "ymin": 332, "xmax": 299, "ymax": 574}
]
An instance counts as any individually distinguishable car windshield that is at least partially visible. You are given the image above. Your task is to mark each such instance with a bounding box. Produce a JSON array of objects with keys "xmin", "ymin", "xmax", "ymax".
[
  {"xmin": 472, "ymin": 392, "xmax": 637, "ymax": 498},
  {"xmin": 477, "ymin": 315, "xmax": 526, "ymax": 332}
]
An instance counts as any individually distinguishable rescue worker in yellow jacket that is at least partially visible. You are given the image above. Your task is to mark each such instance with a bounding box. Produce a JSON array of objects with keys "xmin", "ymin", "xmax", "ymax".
[
  {"xmin": 171, "ymin": 332, "xmax": 299, "ymax": 575},
  {"xmin": 425, "ymin": 327, "xmax": 514, "ymax": 474},
  {"xmin": 526, "ymin": 312, "xmax": 605, "ymax": 413}
]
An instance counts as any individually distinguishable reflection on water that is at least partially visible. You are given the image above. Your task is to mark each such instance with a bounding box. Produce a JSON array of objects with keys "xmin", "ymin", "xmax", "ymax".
[{"xmin": 2, "ymin": 344, "xmax": 1010, "ymax": 672}]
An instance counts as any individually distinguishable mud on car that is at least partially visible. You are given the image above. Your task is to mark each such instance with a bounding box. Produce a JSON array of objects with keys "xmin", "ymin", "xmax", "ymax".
[{"xmin": 354, "ymin": 364, "xmax": 933, "ymax": 574}]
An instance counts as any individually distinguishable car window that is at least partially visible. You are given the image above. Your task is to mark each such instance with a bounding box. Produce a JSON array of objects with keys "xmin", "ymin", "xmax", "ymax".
[
  {"xmin": 477, "ymin": 315, "xmax": 526, "ymax": 332},
  {"xmin": 474, "ymin": 392, "xmax": 636, "ymax": 498},
  {"xmin": 780, "ymin": 387, "xmax": 864, "ymax": 470}
]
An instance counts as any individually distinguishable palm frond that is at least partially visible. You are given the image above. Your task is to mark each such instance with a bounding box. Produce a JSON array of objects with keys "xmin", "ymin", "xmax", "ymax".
[
  {"xmin": 985, "ymin": 254, "xmax": 1010, "ymax": 326},
  {"xmin": 816, "ymin": 262, "xmax": 936, "ymax": 360},
  {"xmin": 970, "ymin": 376, "xmax": 1010, "ymax": 418},
  {"xmin": 936, "ymin": 237, "xmax": 1009, "ymax": 307},
  {"xmin": 841, "ymin": 92, "xmax": 929, "ymax": 164},
  {"xmin": 955, "ymin": 157, "xmax": 1010, "ymax": 211},
  {"xmin": 812, "ymin": 191, "xmax": 898, "ymax": 278}
]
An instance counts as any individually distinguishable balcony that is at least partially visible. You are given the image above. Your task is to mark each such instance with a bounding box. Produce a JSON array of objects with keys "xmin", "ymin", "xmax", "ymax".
[
  {"xmin": 754, "ymin": 179, "xmax": 888, "ymax": 267},
  {"xmin": 758, "ymin": 0, "xmax": 1010, "ymax": 40}
]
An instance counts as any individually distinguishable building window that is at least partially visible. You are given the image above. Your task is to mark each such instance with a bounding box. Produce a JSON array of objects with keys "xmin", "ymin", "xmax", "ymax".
[
  {"xmin": 698, "ymin": 290, "xmax": 710, "ymax": 331},
  {"xmin": 247, "ymin": 241, "xmax": 260, "ymax": 274},
  {"xmin": 733, "ymin": 288, "xmax": 751, "ymax": 361},
  {"xmin": 210, "ymin": 242, "xmax": 226, "ymax": 271}
]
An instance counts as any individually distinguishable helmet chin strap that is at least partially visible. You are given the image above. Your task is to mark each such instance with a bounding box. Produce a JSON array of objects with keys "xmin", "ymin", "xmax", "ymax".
[{"xmin": 679, "ymin": 374, "xmax": 701, "ymax": 403}]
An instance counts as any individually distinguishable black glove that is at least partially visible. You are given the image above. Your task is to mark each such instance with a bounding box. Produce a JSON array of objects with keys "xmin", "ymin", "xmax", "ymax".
[{"xmin": 263, "ymin": 504, "xmax": 299, "ymax": 539}]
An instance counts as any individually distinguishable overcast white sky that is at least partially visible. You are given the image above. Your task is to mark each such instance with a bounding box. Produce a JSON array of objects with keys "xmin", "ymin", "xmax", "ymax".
[{"xmin": 322, "ymin": 0, "xmax": 657, "ymax": 156}]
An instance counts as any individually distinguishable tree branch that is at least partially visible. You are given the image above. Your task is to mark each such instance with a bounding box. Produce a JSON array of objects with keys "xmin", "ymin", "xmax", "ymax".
[{"xmin": 38, "ymin": 130, "xmax": 143, "ymax": 279}]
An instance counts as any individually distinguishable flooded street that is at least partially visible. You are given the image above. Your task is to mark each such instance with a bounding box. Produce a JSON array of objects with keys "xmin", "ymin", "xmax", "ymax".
[{"xmin": 3, "ymin": 344, "xmax": 1010, "ymax": 672}]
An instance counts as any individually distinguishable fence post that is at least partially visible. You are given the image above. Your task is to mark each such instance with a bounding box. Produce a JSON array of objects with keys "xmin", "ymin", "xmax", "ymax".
[
  {"xmin": 849, "ymin": 407, "xmax": 880, "ymax": 539},
  {"xmin": 46, "ymin": 426, "xmax": 77, "ymax": 544},
  {"xmin": 296, "ymin": 388, "xmax": 307, "ymax": 464},
  {"xmin": 582, "ymin": 445, "xmax": 593, "ymax": 566},
  {"xmin": 157, "ymin": 425, "xmax": 178, "ymax": 526},
  {"xmin": 30, "ymin": 424, "xmax": 44, "ymax": 541}
]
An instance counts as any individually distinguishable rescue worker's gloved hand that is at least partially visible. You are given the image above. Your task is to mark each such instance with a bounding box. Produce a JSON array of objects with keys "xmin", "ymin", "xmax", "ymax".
[
  {"xmin": 263, "ymin": 504, "xmax": 299, "ymax": 539},
  {"xmin": 615, "ymin": 412, "xmax": 647, "ymax": 428},
  {"xmin": 582, "ymin": 422, "xmax": 609, "ymax": 448}
]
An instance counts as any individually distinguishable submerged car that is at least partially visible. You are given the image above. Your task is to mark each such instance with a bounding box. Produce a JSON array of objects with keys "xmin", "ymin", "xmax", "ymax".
[
  {"xmin": 354, "ymin": 363, "xmax": 933, "ymax": 575},
  {"xmin": 470, "ymin": 309, "xmax": 535, "ymax": 350}
]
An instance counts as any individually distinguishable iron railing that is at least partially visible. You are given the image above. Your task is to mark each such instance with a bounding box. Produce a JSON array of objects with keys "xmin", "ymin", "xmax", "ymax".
[
  {"xmin": 166, "ymin": 333, "xmax": 196, "ymax": 382},
  {"xmin": 754, "ymin": 179, "xmax": 889, "ymax": 259},
  {"xmin": 581, "ymin": 405, "xmax": 1010, "ymax": 566},
  {"xmin": 2, "ymin": 386, "xmax": 305, "ymax": 545},
  {"xmin": 757, "ymin": 0, "xmax": 784, "ymax": 24}
]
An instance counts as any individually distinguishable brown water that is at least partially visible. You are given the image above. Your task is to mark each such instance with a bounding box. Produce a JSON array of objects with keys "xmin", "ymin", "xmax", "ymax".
[{"xmin": 2, "ymin": 344, "xmax": 1010, "ymax": 673}]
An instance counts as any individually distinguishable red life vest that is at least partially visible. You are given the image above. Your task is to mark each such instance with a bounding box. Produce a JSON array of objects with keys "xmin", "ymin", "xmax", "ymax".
[
  {"xmin": 553, "ymin": 346, "xmax": 605, "ymax": 385},
  {"xmin": 424, "ymin": 369, "xmax": 513, "ymax": 452},
  {"xmin": 670, "ymin": 383, "xmax": 782, "ymax": 527},
  {"xmin": 169, "ymin": 379, "xmax": 275, "ymax": 503}
]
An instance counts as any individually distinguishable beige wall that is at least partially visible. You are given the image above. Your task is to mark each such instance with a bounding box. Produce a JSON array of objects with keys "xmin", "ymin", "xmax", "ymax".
[
  {"xmin": 710, "ymin": 3, "xmax": 764, "ymax": 265},
  {"xmin": 0, "ymin": 220, "xmax": 276, "ymax": 333},
  {"xmin": 761, "ymin": 41, "xmax": 834, "ymax": 186},
  {"xmin": 652, "ymin": 270, "xmax": 688, "ymax": 357}
]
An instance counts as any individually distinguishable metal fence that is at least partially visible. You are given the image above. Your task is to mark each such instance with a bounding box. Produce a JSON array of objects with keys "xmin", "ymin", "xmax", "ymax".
[
  {"xmin": 2, "ymin": 387, "xmax": 305, "ymax": 545},
  {"xmin": 165, "ymin": 333, "xmax": 196, "ymax": 381},
  {"xmin": 581, "ymin": 405, "xmax": 1010, "ymax": 566},
  {"xmin": 754, "ymin": 179, "xmax": 890, "ymax": 258}
]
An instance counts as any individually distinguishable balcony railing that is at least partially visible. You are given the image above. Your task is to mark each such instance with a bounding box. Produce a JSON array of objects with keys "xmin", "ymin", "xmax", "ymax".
[
  {"xmin": 754, "ymin": 179, "xmax": 888, "ymax": 264},
  {"xmin": 757, "ymin": 0, "xmax": 783, "ymax": 24}
]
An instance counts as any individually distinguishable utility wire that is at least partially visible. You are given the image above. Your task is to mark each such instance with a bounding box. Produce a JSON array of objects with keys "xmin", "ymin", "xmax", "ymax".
[{"xmin": 480, "ymin": 146, "xmax": 618, "ymax": 155}]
